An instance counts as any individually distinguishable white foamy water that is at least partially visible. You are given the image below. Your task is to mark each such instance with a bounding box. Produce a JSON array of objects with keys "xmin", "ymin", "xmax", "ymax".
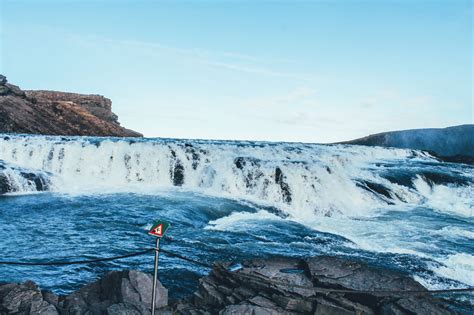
[
  {"xmin": 434, "ymin": 253, "xmax": 474, "ymax": 286},
  {"xmin": 437, "ymin": 227, "xmax": 474, "ymax": 240},
  {"xmin": 206, "ymin": 210, "xmax": 284, "ymax": 231},
  {"xmin": 413, "ymin": 176, "xmax": 474, "ymax": 217},
  {"xmin": 0, "ymin": 134, "xmax": 472, "ymax": 289},
  {"xmin": 0, "ymin": 160, "xmax": 52, "ymax": 194},
  {"xmin": 1, "ymin": 134, "xmax": 470, "ymax": 218}
]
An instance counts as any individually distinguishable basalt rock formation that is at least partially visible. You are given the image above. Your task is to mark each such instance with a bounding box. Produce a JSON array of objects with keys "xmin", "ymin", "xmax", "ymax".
[
  {"xmin": 0, "ymin": 74, "xmax": 142, "ymax": 137},
  {"xmin": 0, "ymin": 280, "xmax": 58, "ymax": 315},
  {"xmin": 0, "ymin": 270, "xmax": 169, "ymax": 315},
  {"xmin": 174, "ymin": 256, "xmax": 459, "ymax": 314},
  {"xmin": 0, "ymin": 257, "xmax": 464, "ymax": 315}
]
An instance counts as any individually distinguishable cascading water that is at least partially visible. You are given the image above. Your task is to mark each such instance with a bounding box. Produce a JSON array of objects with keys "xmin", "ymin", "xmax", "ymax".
[
  {"xmin": 0, "ymin": 134, "xmax": 471, "ymax": 218},
  {"xmin": 0, "ymin": 159, "xmax": 52, "ymax": 194},
  {"xmin": 0, "ymin": 134, "xmax": 472, "ymax": 304}
]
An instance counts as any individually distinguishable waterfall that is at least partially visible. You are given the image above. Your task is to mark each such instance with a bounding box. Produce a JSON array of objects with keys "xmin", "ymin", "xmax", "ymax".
[{"xmin": 0, "ymin": 134, "xmax": 471, "ymax": 217}]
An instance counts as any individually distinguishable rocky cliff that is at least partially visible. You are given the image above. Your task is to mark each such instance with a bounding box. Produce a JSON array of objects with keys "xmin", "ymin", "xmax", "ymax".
[{"xmin": 0, "ymin": 75, "xmax": 142, "ymax": 137}]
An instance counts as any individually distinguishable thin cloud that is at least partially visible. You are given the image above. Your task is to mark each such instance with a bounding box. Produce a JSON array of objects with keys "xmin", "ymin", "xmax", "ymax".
[
  {"xmin": 246, "ymin": 86, "xmax": 316, "ymax": 107},
  {"xmin": 201, "ymin": 60, "xmax": 288, "ymax": 76},
  {"xmin": 103, "ymin": 38, "xmax": 296, "ymax": 64},
  {"xmin": 8, "ymin": 24, "xmax": 314, "ymax": 80},
  {"xmin": 94, "ymin": 37, "xmax": 312, "ymax": 79}
]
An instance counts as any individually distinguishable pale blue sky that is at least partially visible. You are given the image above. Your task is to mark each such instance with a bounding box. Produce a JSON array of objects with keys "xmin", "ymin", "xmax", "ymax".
[{"xmin": 0, "ymin": 0, "xmax": 472, "ymax": 142}]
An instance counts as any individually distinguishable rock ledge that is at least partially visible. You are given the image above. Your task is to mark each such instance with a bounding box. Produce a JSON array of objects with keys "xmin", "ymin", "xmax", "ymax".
[
  {"xmin": 0, "ymin": 74, "xmax": 142, "ymax": 137},
  {"xmin": 0, "ymin": 256, "xmax": 464, "ymax": 314}
]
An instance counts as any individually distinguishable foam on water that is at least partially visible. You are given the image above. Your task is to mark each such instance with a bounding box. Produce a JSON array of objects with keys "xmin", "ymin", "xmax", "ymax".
[
  {"xmin": 413, "ymin": 176, "xmax": 473, "ymax": 217},
  {"xmin": 0, "ymin": 160, "xmax": 52, "ymax": 194},
  {"xmin": 434, "ymin": 253, "xmax": 474, "ymax": 286},
  {"xmin": 205, "ymin": 210, "xmax": 283, "ymax": 231},
  {"xmin": 437, "ymin": 227, "xmax": 474, "ymax": 240},
  {"xmin": 0, "ymin": 134, "xmax": 470, "ymax": 219},
  {"xmin": 0, "ymin": 134, "xmax": 472, "ymax": 291}
]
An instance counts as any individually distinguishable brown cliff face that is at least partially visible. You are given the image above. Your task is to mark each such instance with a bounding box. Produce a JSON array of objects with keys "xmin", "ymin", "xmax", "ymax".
[{"xmin": 0, "ymin": 74, "xmax": 142, "ymax": 137}]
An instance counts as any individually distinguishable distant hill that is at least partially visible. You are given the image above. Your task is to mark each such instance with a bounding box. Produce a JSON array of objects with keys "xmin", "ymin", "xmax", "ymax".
[
  {"xmin": 0, "ymin": 74, "xmax": 142, "ymax": 137},
  {"xmin": 341, "ymin": 125, "xmax": 474, "ymax": 162}
]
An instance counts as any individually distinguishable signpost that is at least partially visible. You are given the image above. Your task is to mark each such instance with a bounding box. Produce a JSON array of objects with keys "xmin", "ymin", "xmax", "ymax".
[{"xmin": 148, "ymin": 220, "xmax": 170, "ymax": 315}]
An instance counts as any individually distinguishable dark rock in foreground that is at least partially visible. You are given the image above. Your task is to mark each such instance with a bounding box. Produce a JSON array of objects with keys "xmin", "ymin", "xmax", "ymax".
[
  {"xmin": 0, "ymin": 271, "xmax": 169, "ymax": 315},
  {"xmin": 0, "ymin": 257, "xmax": 464, "ymax": 314},
  {"xmin": 175, "ymin": 256, "xmax": 459, "ymax": 315},
  {"xmin": 61, "ymin": 270, "xmax": 168, "ymax": 314},
  {"xmin": 341, "ymin": 125, "xmax": 474, "ymax": 162},
  {"xmin": 0, "ymin": 280, "xmax": 57, "ymax": 314},
  {"xmin": 0, "ymin": 74, "xmax": 142, "ymax": 137}
]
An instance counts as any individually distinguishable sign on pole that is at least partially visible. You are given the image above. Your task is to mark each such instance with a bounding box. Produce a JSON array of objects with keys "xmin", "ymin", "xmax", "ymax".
[
  {"xmin": 148, "ymin": 220, "xmax": 170, "ymax": 315},
  {"xmin": 148, "ymin": 221, "xmax": 170, "ymax": 238}
]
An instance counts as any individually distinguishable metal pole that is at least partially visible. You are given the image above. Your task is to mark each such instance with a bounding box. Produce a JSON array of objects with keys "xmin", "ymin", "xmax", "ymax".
[{"xmin": 151, "ymin": 237, "xmax": 160, "ymax": 315}]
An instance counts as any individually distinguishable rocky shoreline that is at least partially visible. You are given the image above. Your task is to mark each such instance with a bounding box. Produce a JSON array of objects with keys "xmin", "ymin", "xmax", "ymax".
[{"xmin": 0, "ymin": 256, "xmax": 465, "ymax": 315}]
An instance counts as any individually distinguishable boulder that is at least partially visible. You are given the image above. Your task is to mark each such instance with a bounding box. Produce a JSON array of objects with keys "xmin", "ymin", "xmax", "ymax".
[
  {"xmin": 61, "ymin": 270, "xmax": 168, "ymax": 314},
  {"xmin": 0, "ymin": 281, "xmax": 58, "ymax": 314}
]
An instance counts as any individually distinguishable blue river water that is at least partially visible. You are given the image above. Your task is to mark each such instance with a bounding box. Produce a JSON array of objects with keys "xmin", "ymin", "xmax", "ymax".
[{"xmin": 0, "ymin": 135, "xmax": 472, "ymax": 307}]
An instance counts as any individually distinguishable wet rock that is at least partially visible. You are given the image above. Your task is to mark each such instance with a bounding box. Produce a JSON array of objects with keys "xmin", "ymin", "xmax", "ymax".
[
  {"xmin": 21, "ymin": 171, "xmax": 51, "ymax": 191},
  {"xmin": 275, "ymin": 167, "xmax": 292, "ymax": 203},
  {"xmin": 184, "ymin": 144, "xmax": 201, "ymax": 170},
  {"xmin": 0, "ymin": 160, "xmax": 52, "ymax": 195},
  {"xmin": 355, "ymin": 180, "xmax": 393, "ymax": 203},
  {"xmin": 0, "ymin": 257, "xmax": 459, "ymax": 315},
  {"xmin": 419, "ymin": 171, "xmax": 471, "ymax": 187},
  {"xmin": 61, "ymin": 270, "xmax": 168, "ymax": 314},
  {"xmin": 172, "ymin": 159, "xmax": 185, "ymax": 186},
  {"xmin": 0, "ymin": 280, "xmax": 58, "ymax": 314},
  {"xmin": 233, "ymin": 157, "xmax": 265, "ymax": 190},
  {"xmin": 234, "ymin": 157, "xmax": 246, "ymax": 170},
  {"xmin": 0, "ymin": 174, "xmax": 11, "ymax": 194},
  {"xmin": 174, "ymin": 256, "xmax": 458, "ymax": 315}
]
